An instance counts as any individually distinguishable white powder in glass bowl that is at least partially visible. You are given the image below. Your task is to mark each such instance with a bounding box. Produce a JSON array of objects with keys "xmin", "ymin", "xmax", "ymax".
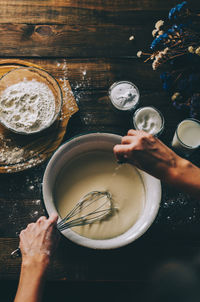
[
  {"xmin": 0, "ymin": 79, "xmax": 55, "ymax": 134},
  {"xmin": 109, "ymin": 81, "xmax": 140, "ymax": 111}
]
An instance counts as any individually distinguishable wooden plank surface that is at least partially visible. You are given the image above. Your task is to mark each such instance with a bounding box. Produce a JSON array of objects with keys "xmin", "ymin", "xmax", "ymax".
[
  {"xmin": 0, "ymin": 0, "xmax": 200, "ymax": 17},
  {"xmin": 1, "ymin": 237, "xmax": 200, "ymax": 281},
  {"xmin": 0, "ymin": 0, "xmax": 199, "ymax": 57},
  {"xmin": 0, "ymin": 3, "xmax": 171, "ymax": 25},
  {"xmin": 0, "ymin": 0, "xmax": 200, "ymax": 283},
  {"xmin": 0, "ymin": 23, "xmax": 151, "ymax": 57}
]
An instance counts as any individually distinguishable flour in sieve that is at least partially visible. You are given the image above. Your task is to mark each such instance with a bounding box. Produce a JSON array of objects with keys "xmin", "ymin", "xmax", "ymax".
[{"xmin": 0, "ymin": 79, "xmax": 55, "ymax": 133}]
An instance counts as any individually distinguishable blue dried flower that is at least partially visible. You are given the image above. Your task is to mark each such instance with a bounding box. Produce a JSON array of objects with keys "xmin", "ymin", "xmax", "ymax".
[
  {"xmin": 177, "ymin": 78, "xmax": 189, "ymax": 93},
  {"xmin": 167, "ymin": 28, "xmax": 174, "ymax": 34},
  {"xmin": 160, "ymin": 72, "xmax": 170, "ymax": 80},
  {"xmin": 160, "ymin": 72, "xmax": 173, "ymax": 91},
  {"xmin": 168, "ymin": 1, "xmax": 188, "ymax": 21},
  {"xmin": 162, "ymin": 33, "xmax": 168, "ymax": 39},
  {"xmin": 177, "ymin": 1, "xmax": 187, "ymax": 12},
  {"xmin": 171, "ymin": 23, "xmax": 186, "ymax": 34},
  {"xmin": 172, "ymin": 24, "xmax": 178, "ymax": 30},
  {"xmin": 150, "ymin": 33, "xmax": 169, "ymax": 50},
  {"xmin": 150, "ymin": 38, "xmax": 161, "ymax": 50},
  {"xmin": 169, "ymin": 7, "xmax": 176, "ymax": 20},
  {"xmin": 173, "ymin": 101, "xmax": 189, "ymax": 110},
  {"xmin": 162, "ymin": 82, "xmax": 171, "ymax": 91}
]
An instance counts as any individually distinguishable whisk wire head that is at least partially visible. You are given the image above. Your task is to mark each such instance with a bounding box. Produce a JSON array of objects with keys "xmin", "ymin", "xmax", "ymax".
[
  {"xmin": 58, "ymin": 209, "xmax": 111, "ymax": 231},
  {"xmin": 57, "ymin": 190, "xmax": 113, "ymax": 231}
]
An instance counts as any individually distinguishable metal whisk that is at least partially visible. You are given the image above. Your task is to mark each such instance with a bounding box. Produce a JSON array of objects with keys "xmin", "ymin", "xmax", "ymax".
[
  {"xmin": 57, "ymin": 190, "xmax": 113, "ymax": 231},
  {"xmin": 11, "ymin": 190, "xmax": 113, "ymax": 258}
]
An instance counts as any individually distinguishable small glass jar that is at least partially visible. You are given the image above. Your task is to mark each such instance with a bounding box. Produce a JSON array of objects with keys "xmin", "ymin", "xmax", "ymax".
[
  {"xmin": 133, "ymin": 106, "xmax": 165, "ymax": 137},
  {"xmin": 171, "ymin": 118, "xmax": 200, "ymax": 156},
  {"xmin": 108, "ymin": 81, "xmax": 140, "ymax": 111}
]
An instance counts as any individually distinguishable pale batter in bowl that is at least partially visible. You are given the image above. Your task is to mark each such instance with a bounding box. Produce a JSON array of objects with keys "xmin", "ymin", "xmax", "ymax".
[{"xmin": 54, "ymin": 151, "xmax": 145, "ymax": 240}]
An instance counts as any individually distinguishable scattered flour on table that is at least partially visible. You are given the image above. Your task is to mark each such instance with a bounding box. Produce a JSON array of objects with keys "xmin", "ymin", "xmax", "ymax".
[
  {"xmin": 0, "ymin": 79, "xmax": 55, "ymax": 133},
  {"xmin": 34, "ymin": 200, "xmax": 41, "ymax": 205},
  {"xmin": 59, "ymin": 58, "xmax": 89, "ymax": 105},
  {"xmin": 0, "ymin": 134, "xmax": 43, "ymax": 168},
  {"xmin": 59, "ymin": 59, "xmax": 79, "ymax": 117},
  {"xmin": 0, "ymin": 134, "xmax": 24, "ymax": 164},
  {"xmin": 0, "ymin": 146, "xmax": 24, "ymax": 164}
]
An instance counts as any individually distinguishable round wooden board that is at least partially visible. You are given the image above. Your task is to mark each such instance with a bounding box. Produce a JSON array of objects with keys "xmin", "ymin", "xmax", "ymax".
[{"xmin": 0, "ymin": 59, "xmax": 78, "ymax": 173}]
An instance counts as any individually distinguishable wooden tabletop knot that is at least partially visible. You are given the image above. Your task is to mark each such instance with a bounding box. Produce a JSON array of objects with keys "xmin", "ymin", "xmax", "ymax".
[{"xmin": 34, "ymin": 25, "xmax": 53, "ymax": 37}]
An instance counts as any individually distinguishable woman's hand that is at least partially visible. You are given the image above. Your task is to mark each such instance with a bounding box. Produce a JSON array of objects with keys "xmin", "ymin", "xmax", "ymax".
[
  {"xmin": 113, "ymin": 129, "xmax": 200, "ymax": 200},
  {"xmin": 113, "ymin": 129, "xmax": 182, "ymax": 181},
  {"xmin": 19, "ymin": 213, "xmax": 60, "ymax": 269},
  {"xmin": 15, "ymin": 214, "xmax": 60, "ymax": 302}
]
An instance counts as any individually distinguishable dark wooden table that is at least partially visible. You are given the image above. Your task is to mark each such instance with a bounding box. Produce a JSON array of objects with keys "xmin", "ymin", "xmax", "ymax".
[{"xmin": 0, "ymin": 0, "xmax": 200, "ymax": 300}]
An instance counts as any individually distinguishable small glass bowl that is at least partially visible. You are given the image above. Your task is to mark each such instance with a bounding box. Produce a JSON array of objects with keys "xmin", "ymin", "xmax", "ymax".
[
  {"xmin": 133, "ymin": 106, "xmax": 165, "ymax": 137},
  {"xmin": 108, "ymin": 81, "xmax": 140, "ymax": 111},
  {"xmin": 0, "ymin": 66, "xmax": 62, "ymax": 135}
]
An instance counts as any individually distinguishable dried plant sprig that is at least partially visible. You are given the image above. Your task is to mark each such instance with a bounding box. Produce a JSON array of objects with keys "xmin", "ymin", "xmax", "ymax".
[
  {"xmin": 142, "ymin": 26, "xmax": 200, "ymax": 70},
  {"xmin": 137, "ymin": 1, "xmax": 200, "ymax": 119},
  {"xmin": 138, "ymin": 1, "xmax": 200, "ymax": 70}
]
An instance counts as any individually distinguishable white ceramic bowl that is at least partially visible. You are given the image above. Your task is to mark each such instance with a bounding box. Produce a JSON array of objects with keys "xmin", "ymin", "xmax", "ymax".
[{"xmin": 42, "ymin": 133, "xmax": 161, "ymax": 249}]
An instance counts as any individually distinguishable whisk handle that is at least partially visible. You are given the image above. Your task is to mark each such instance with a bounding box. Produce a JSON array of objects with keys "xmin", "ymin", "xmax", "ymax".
[{"xmin": 11, "ymin": 247, "xmax": 21, "ymax": 259}]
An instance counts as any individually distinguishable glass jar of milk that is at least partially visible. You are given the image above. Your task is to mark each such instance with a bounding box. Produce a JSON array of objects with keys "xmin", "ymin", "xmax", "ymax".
[
  {"xmin": 108, "ymin": 81, "xmax": 140, "ymax": 111},
  {"xmin": 133, "ymin": 106, "xmax": 165, "ymax": 136},
  {"xmin": 172, "ymin": 118, "xmax": 200, "ymax": 156}
]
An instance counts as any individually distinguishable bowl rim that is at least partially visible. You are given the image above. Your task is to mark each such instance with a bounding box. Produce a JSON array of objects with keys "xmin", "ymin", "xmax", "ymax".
[
  {"xmin": 0, "ymin": 66, "xmax": 63, "ymax": 135},
  {"xmin": 42, "ymin": 132, "xmax": 161, "ymax": 249}
]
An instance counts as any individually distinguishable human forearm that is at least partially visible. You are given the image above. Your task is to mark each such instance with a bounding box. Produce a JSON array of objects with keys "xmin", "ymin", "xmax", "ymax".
[
  {"xmin": 165, "ymin": 157, "xmax": 200, "ymax": 200},
  {"xmin": 14, "ymin": 214, "xmax": 59, "ymax": 302},
  {"xmin": 114, "ymin": 130, "xmax": 200, "ymax": 200},
  {"xmin": 14, "ymin": 255, "xmax": 49, "ymax": 302}
]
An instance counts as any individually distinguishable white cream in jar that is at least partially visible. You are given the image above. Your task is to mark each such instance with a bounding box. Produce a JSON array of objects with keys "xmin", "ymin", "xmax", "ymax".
[{"xmin": 133, "ymin": 106, "xmax": 164, "ymax": 136}]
